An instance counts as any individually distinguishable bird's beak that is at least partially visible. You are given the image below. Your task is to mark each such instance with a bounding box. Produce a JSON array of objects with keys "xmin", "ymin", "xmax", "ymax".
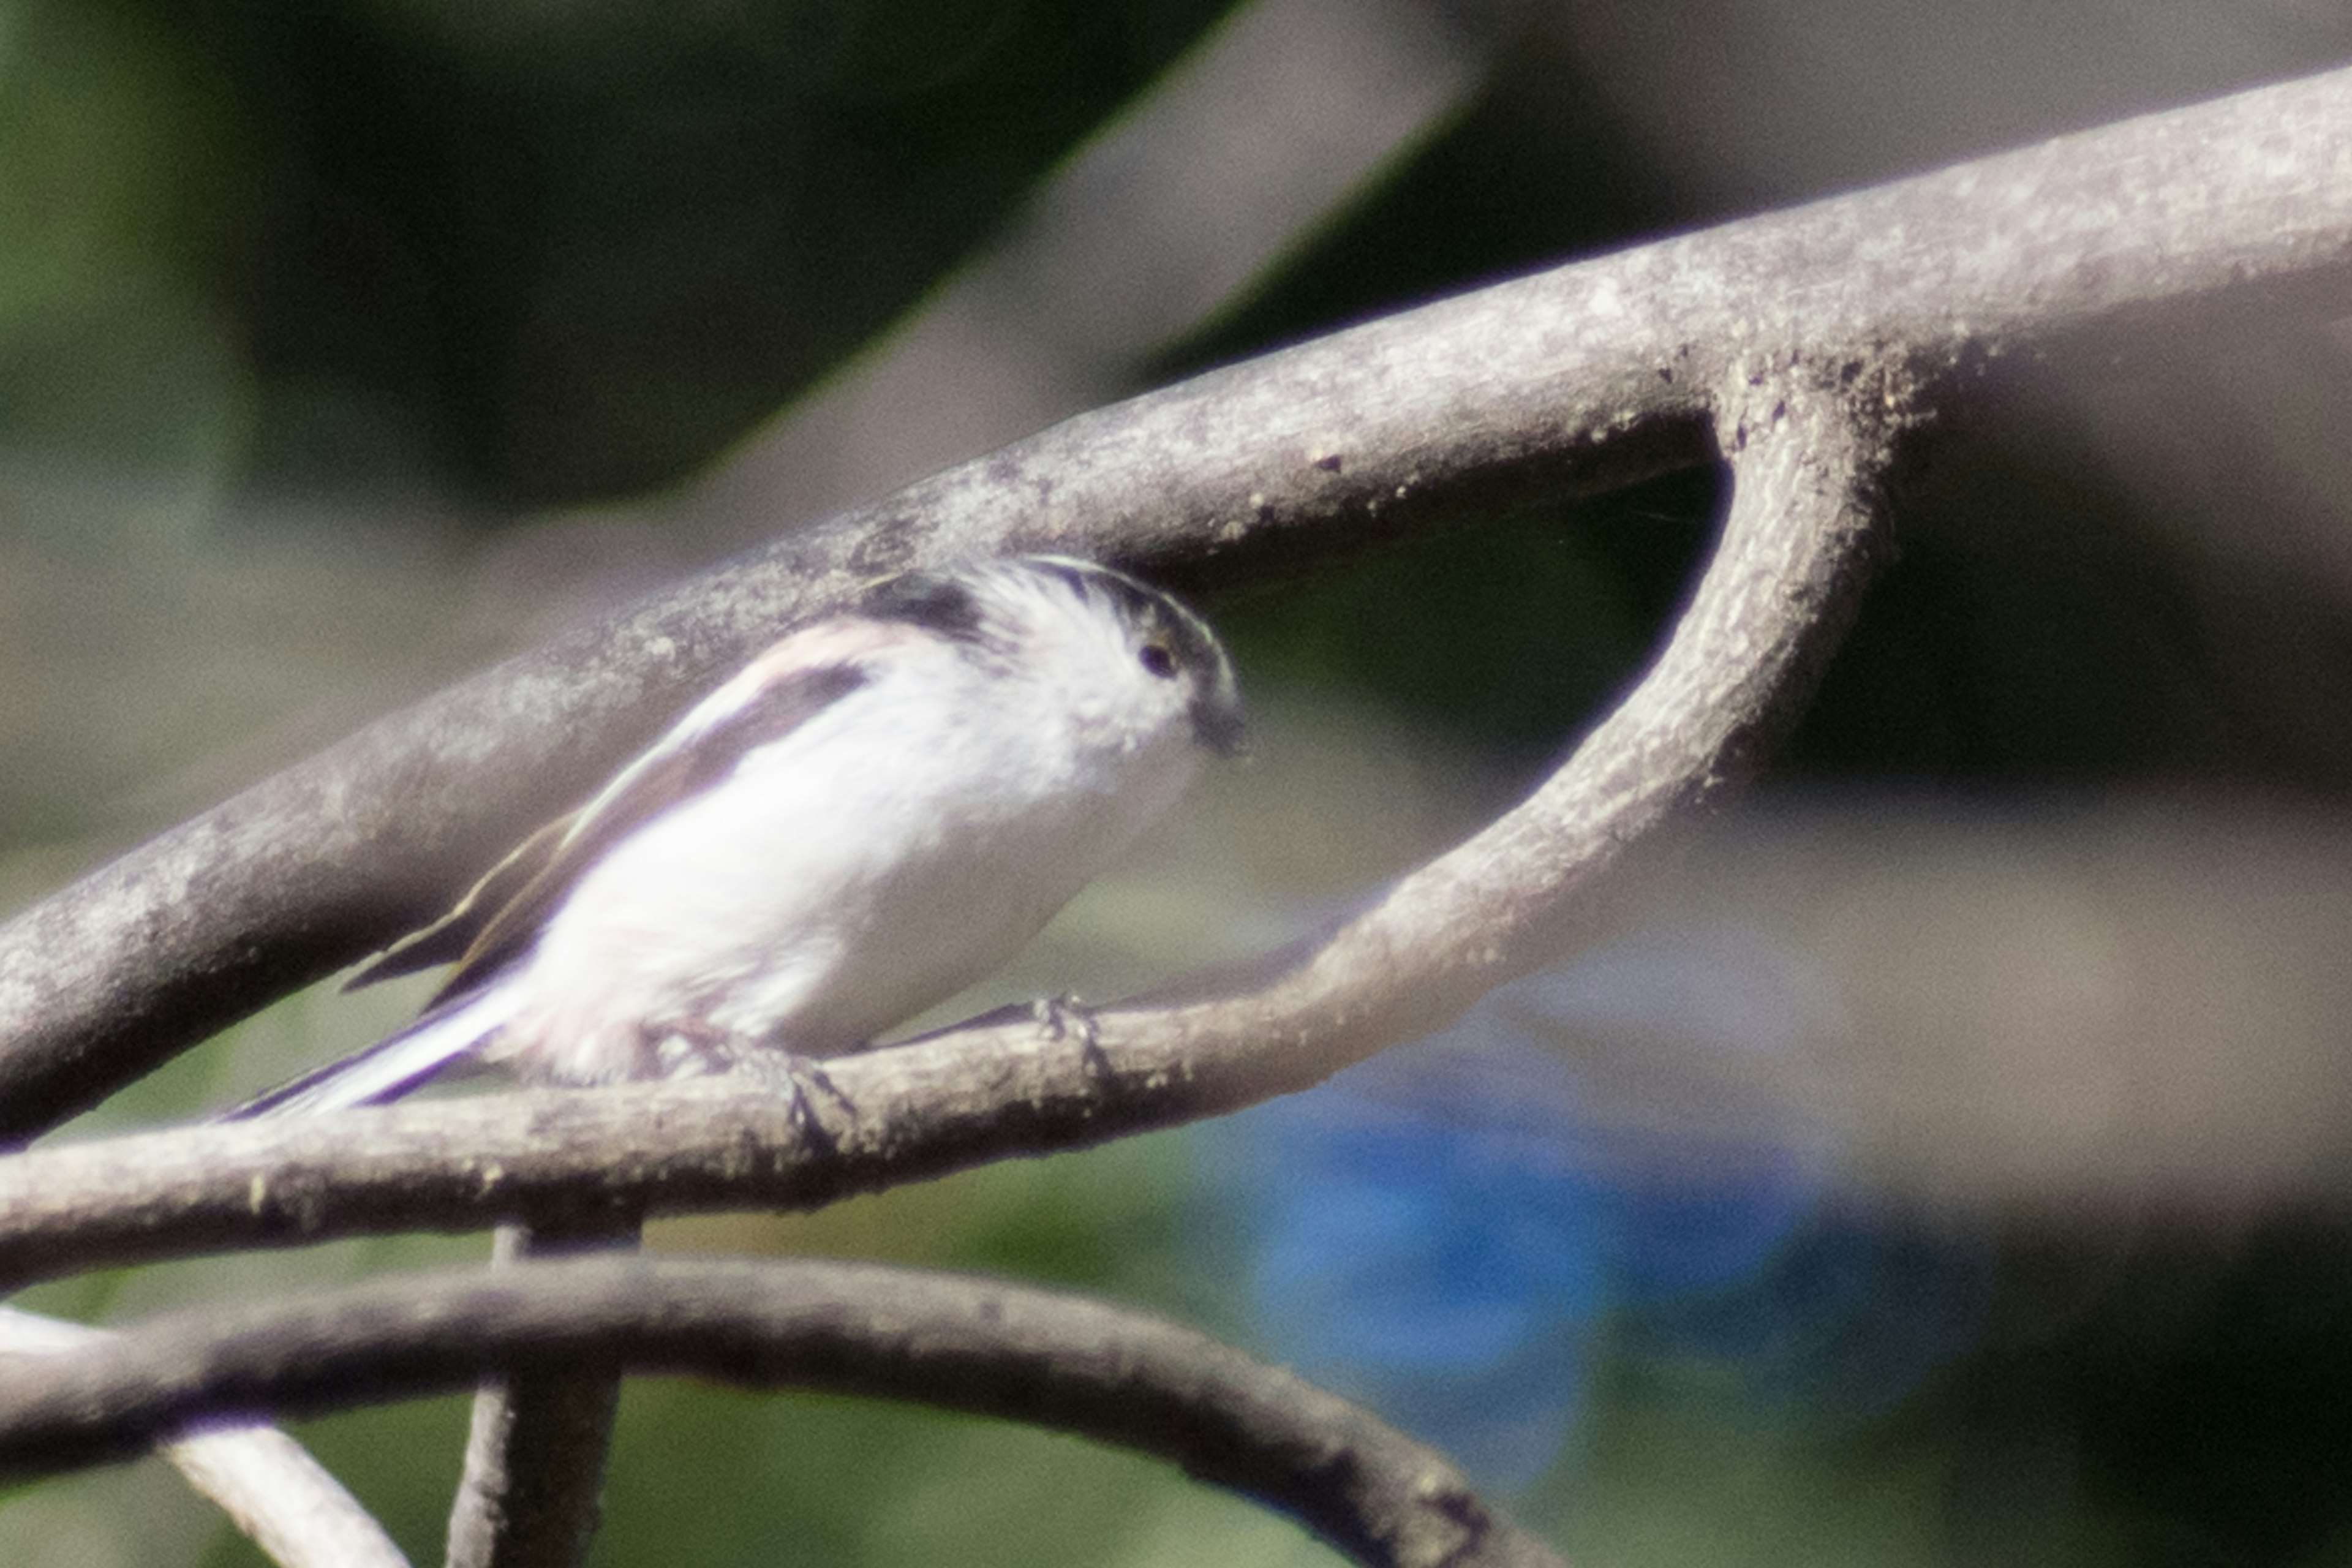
[{"xmin": 1194, "ymin": 689, "xmax": 1248, "ymax": 758}]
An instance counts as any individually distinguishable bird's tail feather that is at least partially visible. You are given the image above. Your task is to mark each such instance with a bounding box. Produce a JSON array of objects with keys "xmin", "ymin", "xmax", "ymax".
[{"xmin": 219, "ymin": 984, "xmax": 524, "ymax": 1120}]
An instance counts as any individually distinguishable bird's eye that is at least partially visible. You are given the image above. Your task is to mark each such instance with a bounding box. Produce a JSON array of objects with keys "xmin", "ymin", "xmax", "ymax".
[{"xmin": 1138, "ymin": 642, "xmax": 1178, "ymax": 679}]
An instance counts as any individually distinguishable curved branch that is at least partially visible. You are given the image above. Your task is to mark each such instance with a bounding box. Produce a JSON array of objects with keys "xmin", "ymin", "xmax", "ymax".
[
  {"xmin": 2, "ymin": 66, "xmax": 2345, "ymax": 1136},
  {"xmin": 0, "ymin": 1256, "xmax": 1570, "ymax": 1568},
  {"xmin": 0, "ymin": 1309, "xmax": 409, "ymax": 1568},
  {"xmin": 0, "ymin": 369, "xmax": 1902, "ymax": 1286}
]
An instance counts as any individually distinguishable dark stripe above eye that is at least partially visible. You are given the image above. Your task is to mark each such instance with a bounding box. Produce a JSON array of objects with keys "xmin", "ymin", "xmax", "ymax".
[
  {"xmin": 1035, "ymin": 557, "xmax": 1158, "ymax": 624},
  {"xmin": 865, "ymin": 571, "xmax": 987, "ymax": 644}
]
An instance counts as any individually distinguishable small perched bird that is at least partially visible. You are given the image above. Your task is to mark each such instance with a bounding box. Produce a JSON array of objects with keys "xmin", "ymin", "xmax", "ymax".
[{"xmin": 230, "ymin": 555, "xmax": 1243, "ymax": 1118}]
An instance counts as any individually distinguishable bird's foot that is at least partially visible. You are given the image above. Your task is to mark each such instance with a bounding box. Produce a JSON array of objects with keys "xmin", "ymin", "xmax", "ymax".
[
  {"xmin": 1031, "ymin": 993, "xmax": 1110, "ymax": 1080},
  {"xmin": 647, "ymin": 1018, "xmax": 742, "ymax": 1080},
  {"xmin": 726, "ymin": 1050, "xmax": 854, "ymax": 1155},
  {"xmin": 644, "ymin": 1022, "xmax": 851, "ymax": 1153}
]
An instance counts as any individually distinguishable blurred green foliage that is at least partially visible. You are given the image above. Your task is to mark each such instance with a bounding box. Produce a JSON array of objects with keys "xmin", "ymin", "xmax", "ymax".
[
  {"xmin": 0, "ymin": 0, "xmax": 247, "ymax": 477},
  {"xmin": 0, "ymin": 0, "xmax": 1242, "ymax": 500},
  {"xmin": 1213, "ymin": 469, "xmax": 1718, "ymax": 756}
]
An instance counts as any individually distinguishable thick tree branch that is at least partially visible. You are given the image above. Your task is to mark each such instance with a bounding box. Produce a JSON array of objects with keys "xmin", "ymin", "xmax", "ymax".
[
  {"xmin": 0, "ymin": 1256, "xmax": 1568, "ymax": 1568},
  {"xmin": 0, "ymin": 369, "xmax": 1902, "ymax": 1286},
  {"xmin": 1, "ymin": 66, "xmax": 2344, "ymax": 1138}
]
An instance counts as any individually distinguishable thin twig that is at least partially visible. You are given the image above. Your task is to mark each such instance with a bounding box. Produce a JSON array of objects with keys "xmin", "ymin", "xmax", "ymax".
[{"xmin": 0, "ymin": 1256, "xmax": 1572, "ymax": 1568}]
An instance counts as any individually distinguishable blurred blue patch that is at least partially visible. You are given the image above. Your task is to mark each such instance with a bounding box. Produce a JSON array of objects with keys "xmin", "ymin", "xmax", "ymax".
[{"xmin": 1197, "ymin": 920, "xmax": 1994, "ymax": 1490}]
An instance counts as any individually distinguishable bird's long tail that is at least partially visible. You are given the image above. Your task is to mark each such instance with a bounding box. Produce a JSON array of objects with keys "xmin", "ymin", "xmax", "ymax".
[{"xmin": 219, "ymin": 984, "xmax": 525, "ymax": 1120}]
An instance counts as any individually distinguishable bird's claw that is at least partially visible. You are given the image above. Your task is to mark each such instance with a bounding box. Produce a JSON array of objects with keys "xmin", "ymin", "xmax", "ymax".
[
  {"xmin": 1031, "ymin": 993, "xmax": 1110, "ymax": 1080},
  {"xmin": 728, "ymin": 1051, "xmax": 854, "ymax": 1153},
  {"xmin": 646, "ymin": 1022, "xmax": 851, "ymax": 1153}
]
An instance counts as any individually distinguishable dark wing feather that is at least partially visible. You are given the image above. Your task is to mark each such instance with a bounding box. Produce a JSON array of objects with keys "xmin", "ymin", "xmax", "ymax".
[
  {"xmin": 345, "ymin": 813, "xmax": 581, "ymax": 990},
  {"xmin": 355, "ymin": 662, "xmax": 871, "ymax": 1007}
]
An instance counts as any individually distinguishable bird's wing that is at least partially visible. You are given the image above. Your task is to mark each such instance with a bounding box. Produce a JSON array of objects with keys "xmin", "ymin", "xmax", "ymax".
[
  {"xmin": 352, "ymin": 660, "xmax": 872, "ymax": 1006},
  {"xmin": 344, "ymin": 811, "xmax": 580, "ymax": 989}
]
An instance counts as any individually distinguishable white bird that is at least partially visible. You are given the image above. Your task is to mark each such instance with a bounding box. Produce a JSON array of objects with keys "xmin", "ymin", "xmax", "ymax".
[{"xmin": 229, "ymin": 555, "xmax": 1243, "ymax": 1118}]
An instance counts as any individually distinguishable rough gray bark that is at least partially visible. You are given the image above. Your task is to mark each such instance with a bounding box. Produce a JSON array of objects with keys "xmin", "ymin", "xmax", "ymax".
[
  {"xmin": 0, "ymin": 1256, "xmax": 1569, "ymax": 1568},
  {"xmin": 0, "ymin": 63, "xmax": 2345, "ymax": 1140}
]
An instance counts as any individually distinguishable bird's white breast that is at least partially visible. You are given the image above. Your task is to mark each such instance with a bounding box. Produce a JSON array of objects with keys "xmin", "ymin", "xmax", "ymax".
[{"xmin": 499, "ymin": 639, "xmax": 1197, "ymax": 1082}]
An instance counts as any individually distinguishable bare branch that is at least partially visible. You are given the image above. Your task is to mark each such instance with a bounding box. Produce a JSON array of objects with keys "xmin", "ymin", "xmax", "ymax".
[
  {"xmin": 0, "ymin": 1309, "xmax": 409, "ymax": 1568},
  {"xmin": 0, "ymin": 368, "xmax": 1901, "ymax": 1286},
  {"xmin": 0, "ymin": 1256, "xmax": 1570, "ymax": 1568},
  {"xmin": 444, "ymin": 1221, "xmax": 641, "ymax": 1568},
  {"xmin": 162, "ymin": 1425, "xmax": 412, "ymax": 1568},
  {"xmin": 0, "ymin": 64, "xmax": 2344, "ymax": 1139}
]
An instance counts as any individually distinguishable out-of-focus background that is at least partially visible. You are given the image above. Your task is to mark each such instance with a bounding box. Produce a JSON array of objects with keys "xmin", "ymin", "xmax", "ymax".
[{"xmin": 7, "ymin": 0, "xmax": 2352, "ymax": 1562}]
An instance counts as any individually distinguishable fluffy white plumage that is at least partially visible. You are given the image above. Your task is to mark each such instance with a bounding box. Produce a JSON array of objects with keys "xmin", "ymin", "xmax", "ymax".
[{"xmin": 231, "ymin": 556, "xmax": 1242, "ymax": 1117}]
